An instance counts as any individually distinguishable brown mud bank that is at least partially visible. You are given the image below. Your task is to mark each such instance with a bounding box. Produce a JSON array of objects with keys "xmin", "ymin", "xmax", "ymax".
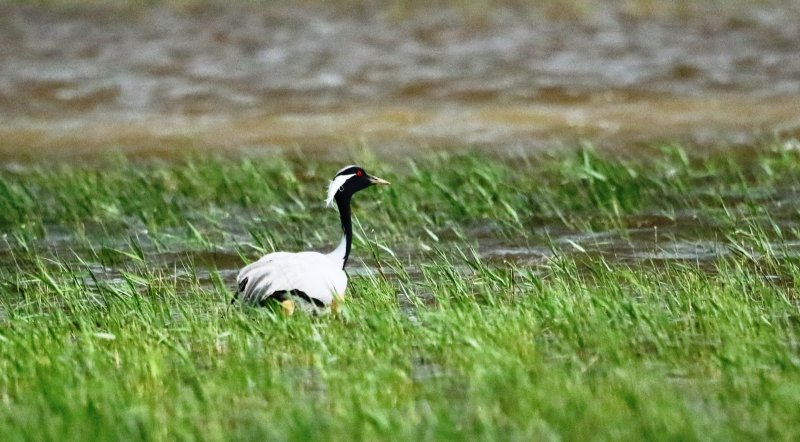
[{"xmin": 2, "ymin": 94, "xmax": 799, "ymax": 162}]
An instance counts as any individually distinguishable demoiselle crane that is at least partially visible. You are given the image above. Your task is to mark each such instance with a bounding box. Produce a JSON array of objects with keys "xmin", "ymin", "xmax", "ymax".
[{"xmin": 234, "ymin": 165, "xmax": 390, "ymax": 314}]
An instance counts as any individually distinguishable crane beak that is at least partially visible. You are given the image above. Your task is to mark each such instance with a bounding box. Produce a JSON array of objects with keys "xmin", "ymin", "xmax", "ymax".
[{"xmin": 369, "ymin": 176, "xmax": 390, "ymax": 186}]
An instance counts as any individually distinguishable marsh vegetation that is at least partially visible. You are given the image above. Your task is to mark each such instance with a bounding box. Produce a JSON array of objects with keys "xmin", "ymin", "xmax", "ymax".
[{"xmin": 1, "ymin": 144, "xmax": 800, "ymax": 440}]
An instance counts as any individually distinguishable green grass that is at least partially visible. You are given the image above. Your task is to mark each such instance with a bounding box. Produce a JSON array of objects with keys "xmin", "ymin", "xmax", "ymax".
[{"xmin": 1, "ymin": 142, "xmax": 800, "ymax": 440}]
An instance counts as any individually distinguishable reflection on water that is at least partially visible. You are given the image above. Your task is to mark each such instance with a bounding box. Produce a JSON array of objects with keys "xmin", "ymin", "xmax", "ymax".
[{"xmin": 0, "ymin": 2, "xmax": 799, "ymax": 159}]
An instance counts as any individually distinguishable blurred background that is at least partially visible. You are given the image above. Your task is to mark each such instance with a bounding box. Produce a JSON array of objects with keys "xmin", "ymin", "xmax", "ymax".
[{"xmin": 1, "ymin": 0, "xmax": 799, "ymax": 161}]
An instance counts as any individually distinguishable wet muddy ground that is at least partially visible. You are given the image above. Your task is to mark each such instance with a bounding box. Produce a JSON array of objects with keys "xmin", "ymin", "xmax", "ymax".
[{"xmin": 1, "ymin": 1, "xmax": 799, "ymax": 160}]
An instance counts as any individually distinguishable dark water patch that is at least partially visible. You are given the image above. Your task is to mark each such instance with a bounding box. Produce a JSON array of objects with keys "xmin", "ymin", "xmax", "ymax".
[
  {"xmin": 480, "ymin": 246, "xmax": 554, "ymax": 265},
  {"xmin": 153, "ymin": 249, "xmax": 244, "ymax": 271},
  {"xmin": 2, "ymin": 2, "xmax": 799, "ymax": 116},
  {"xmin": 3, "ymin": 192, "xmax": 800, "ymax": 304}
]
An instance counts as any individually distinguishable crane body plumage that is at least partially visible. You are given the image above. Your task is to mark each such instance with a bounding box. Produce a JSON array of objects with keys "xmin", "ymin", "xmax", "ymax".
[
  {"xmin": 236, "ymin": 248, "xmax": 347, "ymax": 307},
  {"xmin": 234, "ymin": 166, "xmax": 388, "ymax": 313}
]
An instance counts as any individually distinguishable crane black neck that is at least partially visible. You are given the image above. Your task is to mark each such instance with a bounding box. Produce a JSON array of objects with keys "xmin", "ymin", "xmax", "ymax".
[{"xmin": 334, "ymin": 193, "xmax": 353, "ymax": 269}]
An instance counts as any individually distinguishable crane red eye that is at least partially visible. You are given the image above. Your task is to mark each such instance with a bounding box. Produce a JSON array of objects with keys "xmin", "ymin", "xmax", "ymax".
[{"xmin": 356, "ymin": 170, "xmax": 363, "ymax": 176}]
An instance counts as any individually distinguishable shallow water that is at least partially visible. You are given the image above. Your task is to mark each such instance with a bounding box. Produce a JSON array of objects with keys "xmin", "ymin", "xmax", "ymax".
[
  {"xmin": 3, "ymin": 189, "xmax": 798, "ymax": 297},
  {"xmin": 1, "ymin": 2, "xmax": 799, "ymax": 160}
]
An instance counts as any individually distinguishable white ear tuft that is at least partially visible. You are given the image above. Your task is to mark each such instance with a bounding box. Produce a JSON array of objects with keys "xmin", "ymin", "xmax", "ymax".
[{"xmin": 325, "ymin": 174, "xmax": 355, "ymax": 207}]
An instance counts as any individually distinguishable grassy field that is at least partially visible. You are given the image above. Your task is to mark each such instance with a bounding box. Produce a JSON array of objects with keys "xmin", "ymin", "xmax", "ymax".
[{"xmin": 1, "ymin": 143, "xmax": 800, "ymax": 440}]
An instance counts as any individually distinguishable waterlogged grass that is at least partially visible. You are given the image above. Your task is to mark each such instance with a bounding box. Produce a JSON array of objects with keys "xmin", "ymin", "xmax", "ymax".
[{"xmin": 1, "ymin": 143, "xmax": 800, "ymax": 440}]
